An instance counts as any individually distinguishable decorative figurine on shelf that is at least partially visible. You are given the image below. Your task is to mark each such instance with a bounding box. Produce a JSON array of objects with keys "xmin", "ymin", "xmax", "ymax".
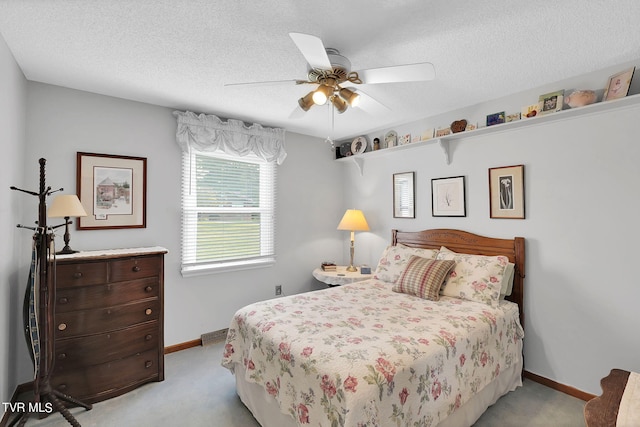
[
  {"xmin": 564, "ymin": 90, "xmax": 597, "ymax": 108},
  {"xmin": 373, "ymin": 138, "xmax": 380, "ymax": 150},
  {"xmin": 450, "ymin": 119, "xmax": 468, "ymax": 133}
]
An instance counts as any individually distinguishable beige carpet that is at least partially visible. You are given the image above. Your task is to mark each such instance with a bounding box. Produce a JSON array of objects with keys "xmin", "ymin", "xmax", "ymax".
[{"xmin": 18, "ymin": 343, "xmax": 586, "ymax": 426}]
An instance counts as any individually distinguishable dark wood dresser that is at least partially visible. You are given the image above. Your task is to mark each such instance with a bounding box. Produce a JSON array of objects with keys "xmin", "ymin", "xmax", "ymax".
[{"xmin": 50, "ymin": 247, "xmax": 167, "ymax": 404}]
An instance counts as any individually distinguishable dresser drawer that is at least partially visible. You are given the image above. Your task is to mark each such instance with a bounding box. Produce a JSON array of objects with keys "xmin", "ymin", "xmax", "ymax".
[
  {"xmin": 55, "ymin": 261, "xmax": 108, "ymax": 288},
  {"xmin": 56, "ymin": 276, "xmax": 159, "ymax": 312},
  {"xmin": 54, "ymin": 321, "xmax": 159, "ymax": 371},
  {"xmin": 110, "ymin": 255, "xmax": 162, "ymax": 282},
  {"xmin": 55, "ymin": 299, "xmax": 160, "ymax": 338},
  {"xmin": 51, "ymin": 349, "xmax": 159, "ymax": 403}
]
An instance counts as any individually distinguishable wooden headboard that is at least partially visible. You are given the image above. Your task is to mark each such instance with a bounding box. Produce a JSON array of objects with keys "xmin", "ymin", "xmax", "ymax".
[{"xmin": 392, "ymin": 229, "xmax": 526, "ymax": 329}]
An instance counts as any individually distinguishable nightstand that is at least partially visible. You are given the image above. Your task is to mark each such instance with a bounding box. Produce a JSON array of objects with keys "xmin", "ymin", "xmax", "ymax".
[{"xmin": 312, "ymin": 266, "xmax": 372, "ymax": 287}]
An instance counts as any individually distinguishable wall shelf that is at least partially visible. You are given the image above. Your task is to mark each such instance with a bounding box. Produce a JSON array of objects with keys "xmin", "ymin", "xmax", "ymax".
[{"xmin": 337, "ymin": 93, "xmax": 640, "ymax": 174}]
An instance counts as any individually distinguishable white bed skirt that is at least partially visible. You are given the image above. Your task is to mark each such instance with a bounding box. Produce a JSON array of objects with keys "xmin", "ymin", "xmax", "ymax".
[{"xmin": 233, "ymin": 340, "xmax": 523, "ymax": 427}]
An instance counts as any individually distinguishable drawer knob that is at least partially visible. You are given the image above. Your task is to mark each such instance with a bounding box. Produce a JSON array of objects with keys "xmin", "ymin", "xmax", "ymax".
[
  {"xmin": 145, "ymin": 286, "xmax": 153, "ymax": 292},
  {"xmin": 132, "ymin": 266, "xmax": 141, "ymax": 272},
  {"xmin": 145, "ymin": 361, "xmax": 153, "ymax": 368},
  {"xmin": 145, "ymin": 334, "xmax": 153, "ymax": 341},
  {"xmin": 59, "ymin": 297, "xmax": 68, "ymax": 304},
  {"xmin": 145, "ymin": 308, "xmax": 152, "ymax": 315},
  {"xmin": 73, "ymin": 272, "xmax": 83, "ymax": 279},
  {"xmin": 58, "ymin": 323, "xmax": 67, "ymax": 331},
  {"xmin": 58, "ymin": 352, "xmax": 67, "ymax": 359}
]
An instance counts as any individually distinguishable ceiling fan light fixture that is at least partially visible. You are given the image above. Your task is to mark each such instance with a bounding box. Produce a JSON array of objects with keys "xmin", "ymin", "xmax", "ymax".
[
  {"xmin": 339, "ymin": 87, "xmax": 360, "ymax": 107},
  {"xmin": 298, "ymin": 91, "xmax": 315, "ymax": 111},
  {"xmin": 312, "ymin": 84, "xmax": 333, "ymax": 105},
  {"xmin": 331, "ymin": 95, "xmax": 348, "ymax": 114}
]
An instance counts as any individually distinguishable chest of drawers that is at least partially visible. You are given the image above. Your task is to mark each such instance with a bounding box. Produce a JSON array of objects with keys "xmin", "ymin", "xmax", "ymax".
[{"xmin": 51, "ymin": 247, "xmax": 167, "ymax": 404}]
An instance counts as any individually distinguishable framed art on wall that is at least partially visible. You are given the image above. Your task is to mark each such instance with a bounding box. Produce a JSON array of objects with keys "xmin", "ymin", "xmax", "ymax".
[
  {"xmin": 77, "ymin": 152, "xmax": 147, "ymax": 229},
  {"xmin": 431, "ymin": 176, "xmax": 466, "ymax": 217},
  {"xmin": 393, "ymin": 172, "xmax": 415, "ymax": 218},
  {"xmin": 489, "ymin": 164, "xmax": 525, "ymax": 219}
]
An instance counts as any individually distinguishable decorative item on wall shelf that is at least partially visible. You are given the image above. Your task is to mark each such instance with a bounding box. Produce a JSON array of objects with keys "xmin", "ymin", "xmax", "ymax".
[
  {"xmin": 450, "ymin": 119, "xmax": 467, "ymax": 133},
  {"xmin": 538, "ymin": 90, "xmax": 564, "ymax": 115},
  {"xmin": 411, "ymin": 135, "xmax": 420, "ymax": 143},
  {"xmin": 521, "ymin": 103, "xmax": 540, "ymax": 118},
  {"xmin": 399, "ymin": 134, "xmax": 411, "ymax": 145},
  {"xmin": 393, "ymin": 171, "xmax": 415, "ymax": 218},
  {"xmin": 486, "ymin": 112, "xmax": 505, "ymax": 126},
  {"xmin": 489, "ymin": 164, "xmax": 525, "ymax": 219},
  {"xmin": 77, "ymin": 152, "xmax": 147, "ymax": 230},
  {"xmin": 603, "ymin": 67, "xmax": 635, "ymax": 101},
  {"xmin": 435, "ymin": 127, "xmax": 451, "ymax": 137},
  {"xmin": 564, "ymin": 89, "xmax": 597, "ymax": 108},
  {"xmin": 384, "ymin": 130, "xmax": 398, "ymax": 148},
  {"xmin": 431, "ymin": 175, "xmax": 466, "ymax": 217},
  {"xmin": 465, "ymin": 123, "xmax": 477, "ymax": 131},
  {"xmin": 351, "ymin": 136, "xmax": 368, "ymax": 155},
  {"xmin": 373, "ymin": 137, "xmax": 381, "ymax": 150},
  {"xmin": 421, "ymin": 129, "xmax": 435, "ymax": 141},
  {"xmin": 506, "ymin": 113, "xmax": 521, "ymax": 122}
]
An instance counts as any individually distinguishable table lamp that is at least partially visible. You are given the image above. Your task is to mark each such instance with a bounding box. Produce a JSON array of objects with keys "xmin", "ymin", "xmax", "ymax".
[
  {"xmin": 337, "ymin": 209, "xmax": 370, "ymax": 272},
  {"xmin": 48, "ymin": 194, "xmax": 88, "ymax": 254}
]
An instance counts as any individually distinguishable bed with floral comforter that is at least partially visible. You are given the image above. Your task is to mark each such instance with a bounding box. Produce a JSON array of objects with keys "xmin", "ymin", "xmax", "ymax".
[{"xmin": 221, "ymin": 279, "xmax": 523, "ymax": 427}]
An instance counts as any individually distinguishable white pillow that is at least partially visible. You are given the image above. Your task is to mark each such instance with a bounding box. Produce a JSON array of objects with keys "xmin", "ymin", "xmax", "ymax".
[
  {"xmin": 440, "ymin": 246, "xmax": 514, "ymax": 297},
  {"xmin": 374, "ymin": 244, "xmax": 439, "ymax": 284},
  {"xmin": 437, "ymin": 249, "xmax": 509, "ymax": 307}
]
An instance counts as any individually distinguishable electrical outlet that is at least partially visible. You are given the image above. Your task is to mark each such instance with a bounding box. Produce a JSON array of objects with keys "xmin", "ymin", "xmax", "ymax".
[{"xmin": 275, "ymin": 285, "xmax": 282, "ymax": 296}]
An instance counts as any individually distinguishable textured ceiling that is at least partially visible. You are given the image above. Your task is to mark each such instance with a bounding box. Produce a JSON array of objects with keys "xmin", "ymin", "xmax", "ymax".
[{"xmin": 2, "ymin": 1, "xmax": 640, "ymax": 140}]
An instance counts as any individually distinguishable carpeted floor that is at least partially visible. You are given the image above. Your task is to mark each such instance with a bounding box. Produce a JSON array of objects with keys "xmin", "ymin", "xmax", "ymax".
[{"xmin": 17, "ymin": 342, "xmax": 587, "ymax": 426}]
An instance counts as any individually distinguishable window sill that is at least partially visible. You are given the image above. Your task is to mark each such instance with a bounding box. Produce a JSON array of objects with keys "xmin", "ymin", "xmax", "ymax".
[{"xmin": 181, "ymin": 258, "xmax": 275, "ymax": 278}]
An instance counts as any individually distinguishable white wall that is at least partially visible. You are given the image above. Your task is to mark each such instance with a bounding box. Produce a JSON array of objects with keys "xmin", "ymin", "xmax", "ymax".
[
  {"xmin": 343, "ymin": 62, "xmax": 640, "ymax": 395},
  {"xmin": 0, "ymin": 32, "xmax": 27, "ymax": 405},
  {"xmin": 15, "ymin": 82, "xmax": 345, "ymax": 388}
]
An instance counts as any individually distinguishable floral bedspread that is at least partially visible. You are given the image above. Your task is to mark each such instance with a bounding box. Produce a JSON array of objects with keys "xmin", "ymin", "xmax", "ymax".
[{"xmin": 221, "ymin": 280, "xmax": 524, "ymax": 427}]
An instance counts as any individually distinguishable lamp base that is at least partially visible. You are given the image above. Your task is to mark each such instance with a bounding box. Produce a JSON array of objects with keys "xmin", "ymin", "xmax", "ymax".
[
  {"xmin": 346, "ymin": 265, "xmax": 358, "ymax": 272},
  {"xmin": 56, "ymin": 246, "xmax": 78, "ymax": 255}
]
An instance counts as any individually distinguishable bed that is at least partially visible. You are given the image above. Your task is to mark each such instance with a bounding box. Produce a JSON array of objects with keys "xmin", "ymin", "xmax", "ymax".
[{"xmin": 221, "ymin": 229, "xmax": 525, "ymax": 427}]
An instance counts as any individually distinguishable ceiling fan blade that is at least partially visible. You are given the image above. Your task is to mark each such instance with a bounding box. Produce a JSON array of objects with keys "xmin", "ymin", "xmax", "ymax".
[
  {"xmin": 357, "ymin": 62, "xmax": 436, "ymax": 84},
  {"xmin": 224, "ymin": 79, "xmax": 307, "ymax": 88},
  {"xmin": 351, "ymin": 88, "xmax": 391, "ymax": 115},
  {"xmin": 288, "ymin": 106, "xmax": 306, "ymax": 119},
  {"xmin": 289, "ymin": 32, "xmax": 332, "ymax": 71}
]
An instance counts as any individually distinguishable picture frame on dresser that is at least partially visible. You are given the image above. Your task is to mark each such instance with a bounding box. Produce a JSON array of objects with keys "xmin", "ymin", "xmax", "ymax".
[{"xmin": 77, "ymin": 152, "xmax": 147, "ymax": 229}]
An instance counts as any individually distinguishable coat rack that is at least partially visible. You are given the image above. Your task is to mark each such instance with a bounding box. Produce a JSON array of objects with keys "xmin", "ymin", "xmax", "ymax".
[{"xmin": 8, "ymin": 158, "xmax": 92, "ymax": 427}]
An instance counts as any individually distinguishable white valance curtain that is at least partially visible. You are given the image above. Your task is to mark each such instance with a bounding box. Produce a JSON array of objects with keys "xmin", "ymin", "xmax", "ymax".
[{"xmin": 173, "ymin": 111, "xmax": 287, "ymax": 164}]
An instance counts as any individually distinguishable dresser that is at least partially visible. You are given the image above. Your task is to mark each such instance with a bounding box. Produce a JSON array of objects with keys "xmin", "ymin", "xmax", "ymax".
[{"xmin": 50, "ymin": 247, "xmax": 167, "ymax": 404}]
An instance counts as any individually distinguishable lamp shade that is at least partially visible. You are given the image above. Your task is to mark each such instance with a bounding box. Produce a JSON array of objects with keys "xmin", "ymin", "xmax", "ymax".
[
  {"xmin": 48, "ymin": 194, "xmax": 88, "ymax": 218},
  {"xmin": 337, "ymin": 209, "xmax": 369, "ymax": 231}
]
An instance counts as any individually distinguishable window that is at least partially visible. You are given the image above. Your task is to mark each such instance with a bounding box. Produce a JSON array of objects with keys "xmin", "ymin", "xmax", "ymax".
[{"xmin": 181, "ymin": 149, "xmax": 276, "ymax": 276}]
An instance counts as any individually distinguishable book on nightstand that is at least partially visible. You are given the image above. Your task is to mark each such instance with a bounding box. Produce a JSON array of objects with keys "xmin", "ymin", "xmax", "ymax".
[{"xmin": 321, "ymin": 262, "xmax": 336, "ymax": 271}]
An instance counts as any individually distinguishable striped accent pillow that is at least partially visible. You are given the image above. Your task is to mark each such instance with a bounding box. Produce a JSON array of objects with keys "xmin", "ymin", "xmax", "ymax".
[{"xmin": 393, "ymin": 256, "xmax": 456, "ymax": 301}]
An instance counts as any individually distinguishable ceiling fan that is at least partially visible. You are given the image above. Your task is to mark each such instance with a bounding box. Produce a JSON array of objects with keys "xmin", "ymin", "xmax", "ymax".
[{"xmin": 225, "ymin": 32, "xmax": 436, "ymax": 115}]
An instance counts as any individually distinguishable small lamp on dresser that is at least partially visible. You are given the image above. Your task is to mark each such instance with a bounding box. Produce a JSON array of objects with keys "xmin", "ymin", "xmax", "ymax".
[{"xmin": 48, "ymin": 194, "xmax": 87, "ymax": 254}]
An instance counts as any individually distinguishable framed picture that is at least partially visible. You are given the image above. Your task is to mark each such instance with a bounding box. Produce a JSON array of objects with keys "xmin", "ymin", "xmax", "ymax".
[
  {"xmin": 77, "ymin": 152, "xmax": 147, "ymax": 229},
  {"xmin": 431, "ymin": 176, "xmax": 466, "ymax": 217},
  {"xmin": 486, "ymin": 112, "xmax": 505, "ymax": 127},
  {"xmin": 489, "ymin": 165, "xmax": 525, "ymax": 219},
  {"xmin": 538, "ymin": 90, "xmax": 564, "ymax": 115},
  {"xmin": 603, "ymin": 67, "xmax": 635, "ymax": 101},
  {"xmin": 393, "ymin": 172, "xmax": 415, "ymax": 218}
]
